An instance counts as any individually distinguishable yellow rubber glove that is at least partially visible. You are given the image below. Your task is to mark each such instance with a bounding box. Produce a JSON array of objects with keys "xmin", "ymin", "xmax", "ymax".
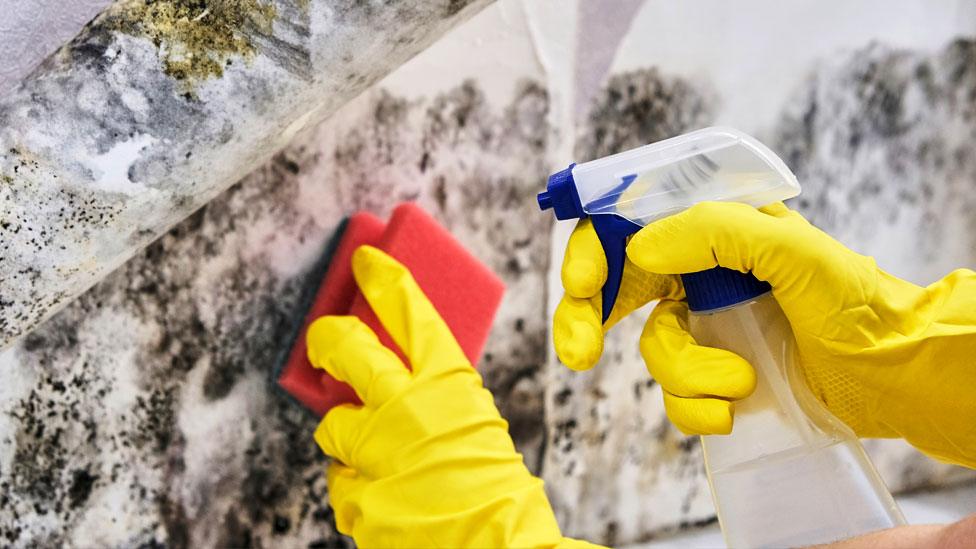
[
  {"xmin": 555, "ymin": 217, "xmax": 757, "ymax": 436},
  {"xmin": 556, "ymin": 203, "xmax": 976, "ymax": 468},
  {"xmin": 308, "ymin": 246, "xmax": 603, "ymax": 549}
]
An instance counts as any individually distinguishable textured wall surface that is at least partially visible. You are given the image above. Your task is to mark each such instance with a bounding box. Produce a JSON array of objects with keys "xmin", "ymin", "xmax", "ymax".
[
  {"xmin": 3, "ymin": 1, "xmax": 976, "ymax": 547},
  {"xmin": 0, "ymin": 0, "xmax": 491, "ymax": 349},
  {"xmin": 777, "ymin": 40, "xmax": 976, "ymax": 282},
  {"xmin": 0, "ymin": 78, "xmax": 550, "ymax": 546}
]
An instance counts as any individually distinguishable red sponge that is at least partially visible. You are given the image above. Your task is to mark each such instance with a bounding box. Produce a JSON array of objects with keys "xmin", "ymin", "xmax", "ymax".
[
  {"xmin": 349, "ymin": 203, "xmax": 506, "ymax": 368},
  {"xmin": 276, "ymin": 203, "xmax": 505, "ymax": 416}
]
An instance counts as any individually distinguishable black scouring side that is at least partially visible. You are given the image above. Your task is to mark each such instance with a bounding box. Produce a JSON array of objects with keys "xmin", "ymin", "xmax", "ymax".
[{"xmin": 269, "ymin": 217, "xmax": 350, "ymax": 414}]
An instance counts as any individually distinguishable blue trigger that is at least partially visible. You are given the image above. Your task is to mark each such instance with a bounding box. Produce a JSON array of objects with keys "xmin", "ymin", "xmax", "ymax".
[
  {"xmin": 591, "ymin": 214, "xmax": 643, "ymax": 323},
  {"xmin": 538, "ymin": 168, "xmax": 644, "ymax": 322},
  {"xmin": 541, "ymin": 161, "xmax": 774, "ymax": 323}
]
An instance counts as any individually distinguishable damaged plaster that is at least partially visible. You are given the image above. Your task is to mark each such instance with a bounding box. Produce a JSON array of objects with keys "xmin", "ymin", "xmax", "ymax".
[
  {"xmin": 108, "ymin": 0, "xmax": 278, "ymax": 85},
  {"xmin": 0, "ymin": 0, "xmax": 492, "ymax": 350}
]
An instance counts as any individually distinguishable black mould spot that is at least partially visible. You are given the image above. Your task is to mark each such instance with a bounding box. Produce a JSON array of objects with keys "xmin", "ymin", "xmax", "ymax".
[
  {"xmin": 554, "ymin": 387, "xmax": 572, "ymax": 406},
  {"xmin": 432, "ymin": 176, "xmax": 447, "ymax": 211},
  {"xmin": 604, "ymin": 521, "xmax": 619, "ymax": 546},
  {"xmin": 217, "ymin": 509, "xmax": 253, "ymax": 549},
  {"xmin": 445, "ymin": 0, "xmax": 471, "ymax": 18},
  {"xmin": 505, "ymin": 257, "xmax": 520, "ymax": 275},
  {"xmin": 282, "ymin": 158, "xmax": 300, "ymax": 174},
  {"xmin": 311, "ymin": 506, "xmax": 334, "ymax": 523},
  {"xmin": 68, "ymin": 469, "xmax": 99, "ymax": 508},
  {"xmin": 273, "ymin": 514, "xmax": 291, "ymax": 535},
  {"xmin": 679, "ymin": 516, "xmax": 719, "ymax": 530},
  {"xmin": 678, "ymin": 436, "xmax": 699, "ymax": 452}
]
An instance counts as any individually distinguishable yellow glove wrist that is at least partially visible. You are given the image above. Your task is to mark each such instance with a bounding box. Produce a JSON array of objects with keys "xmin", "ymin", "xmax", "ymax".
[{"xmin": 845, "ymin": 268, "xmax": 976, "ymax": 467}]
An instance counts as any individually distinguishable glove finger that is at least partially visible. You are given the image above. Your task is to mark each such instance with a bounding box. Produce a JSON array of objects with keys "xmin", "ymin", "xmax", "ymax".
[
  {"xmin": 562, "ymin": 218, "xmax": 607, "ymax": 299},
  {"xmin": 553, "ymin": 293, "xmax": 603, "ymax": 371},
  {"xmin": 553, "ymin": 272, "xmax": 684, "ymax": 371},
  {"xmin": 314, "ymin": 404, "xmax": 368, "ymax": 465},
  {"xmin": 351, "ymin": 245, "xmax": 469, "ymax": 374},
  {"xmin": 326, "ymin": 461, "xmax": 369, "ymax": 536},
  {"xmin": 640, "ymin": 300, "xmax": 756, "ymax": 400},
  {"xmin": 663, "ymin": 391, "xmax": 735, "ymax": 435},
  {"xmin": 307, "ymin": 315, "xmax": 412, "ymax": 407},
  {"xmin": 626, "ymin": 201, "xmax": 793, "ymax": 287}
]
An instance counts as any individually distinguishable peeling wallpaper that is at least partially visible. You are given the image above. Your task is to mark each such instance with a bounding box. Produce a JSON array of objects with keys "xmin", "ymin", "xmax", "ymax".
[{"xmin": 3, "ymin": 1, "xmax": 976, "ymax": 547}]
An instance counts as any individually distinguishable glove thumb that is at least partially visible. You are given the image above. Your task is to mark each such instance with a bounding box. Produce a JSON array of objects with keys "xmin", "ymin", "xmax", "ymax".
[{"xmin": 625, "ymin": 201, "xmax": 825, "ymax": 304}]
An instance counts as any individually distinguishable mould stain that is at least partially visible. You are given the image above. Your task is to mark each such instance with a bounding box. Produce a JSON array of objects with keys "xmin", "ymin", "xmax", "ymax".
[
  {"xmin": 576, "ymin": 67, "xmax": 712, "ymax": 162},
  {"xmin": 1, "ymin": 144, "xmax": 345, "ymax": 547},
  {"xmin": 2, "ymin": 75, "xmax": 551, "ymax": 544},
  {"xmin": 445, "ymin": 0, "xmax": 475, "ymax": 17},
  {"xmin": 111, "ymin": 0, "xmax": 277, "ymax": 86},
  {"xmin": 775, "ymin": 39, "xmax": 976, "ymax": 272}
]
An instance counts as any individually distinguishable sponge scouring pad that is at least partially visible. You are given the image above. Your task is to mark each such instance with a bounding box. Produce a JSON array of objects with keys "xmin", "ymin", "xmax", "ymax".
[{"xmin": 276, "ymin": 203, "xmax": 505, "ymax": 416}]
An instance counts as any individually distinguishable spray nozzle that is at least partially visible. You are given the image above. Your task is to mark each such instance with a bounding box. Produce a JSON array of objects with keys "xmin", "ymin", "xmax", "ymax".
[
  {"xmin": 538, "ymin": 127, "xmax": 800, "ymax": 321},
  {"xmin": 537, "ymin": 164, "xmax": 583, "ymax": 220}
]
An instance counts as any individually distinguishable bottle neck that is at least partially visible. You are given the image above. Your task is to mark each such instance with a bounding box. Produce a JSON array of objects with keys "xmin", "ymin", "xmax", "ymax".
[{"xmin": 681, "ymin": 267, "xmax": 771, "ymax": 313}]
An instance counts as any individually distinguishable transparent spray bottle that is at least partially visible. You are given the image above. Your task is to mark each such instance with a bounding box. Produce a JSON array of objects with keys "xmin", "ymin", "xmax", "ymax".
[{"xmin": 538, "ymin": 127, "xmax": 905, "ymax": 547}]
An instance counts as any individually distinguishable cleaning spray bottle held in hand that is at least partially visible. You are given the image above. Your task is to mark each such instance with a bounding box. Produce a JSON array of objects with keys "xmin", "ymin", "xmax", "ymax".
[{"xmin": 539, "ymin": 127, "xmax": 905, "ymax": 547}]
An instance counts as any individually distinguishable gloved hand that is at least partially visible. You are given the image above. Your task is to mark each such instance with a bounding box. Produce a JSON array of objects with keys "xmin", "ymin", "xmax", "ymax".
[
  {"xmin": 554, "ymin": 217, "xmax": 755, "ymax": 436},
  {"xmin": 555, "ymin": 202, "xmax": 976, "ymax": 468},
  {"xmin": 308, "ymin": 246, "xmax": 602, "ymax": 548}
]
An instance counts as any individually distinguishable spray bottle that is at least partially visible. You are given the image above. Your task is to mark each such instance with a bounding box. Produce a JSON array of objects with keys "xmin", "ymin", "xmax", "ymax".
[{"xmin": 538, "ymin": 127, "xmax": 905, "ymax": 547}]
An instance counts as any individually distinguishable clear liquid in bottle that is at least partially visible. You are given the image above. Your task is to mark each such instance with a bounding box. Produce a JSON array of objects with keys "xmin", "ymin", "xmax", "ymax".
[{"xmin": 690, "ymin": 293, "xmax": 905, "ymax": 548}]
